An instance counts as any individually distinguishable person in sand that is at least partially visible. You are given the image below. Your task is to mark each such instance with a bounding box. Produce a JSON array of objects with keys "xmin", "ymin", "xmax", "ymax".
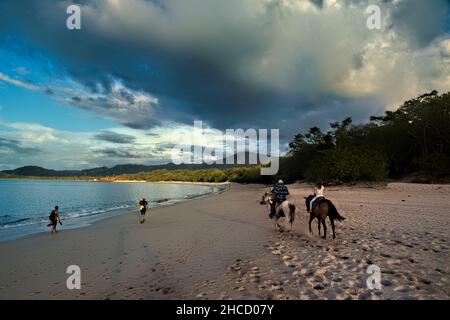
[
  {"xmin": 307, "ymin": 182, "xmax": 325, "ymax": 213},
  {"xmin": 48, "ymin": 206, "xmax": 62, "ymax": 234},
  {"xmin": 139, "ymin": 198, "xmax": 149, "ymax": 224}
]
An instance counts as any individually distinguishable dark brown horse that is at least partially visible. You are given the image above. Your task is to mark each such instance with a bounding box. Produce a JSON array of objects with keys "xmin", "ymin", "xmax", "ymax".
[{"xmin": 304, "ymin": 195, "xmax": 345, "ymax": 239}]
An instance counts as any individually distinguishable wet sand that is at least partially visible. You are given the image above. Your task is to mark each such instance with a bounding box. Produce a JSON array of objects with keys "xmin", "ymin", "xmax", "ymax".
[{"xmin": 0, "ymin": 183, "xmax": 449, "ymax": 300}]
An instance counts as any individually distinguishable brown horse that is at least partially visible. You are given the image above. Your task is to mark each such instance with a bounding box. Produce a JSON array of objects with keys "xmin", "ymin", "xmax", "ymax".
[{"xmin": 304, "ymin": 195, "xmax": 345, "ymax": 239}]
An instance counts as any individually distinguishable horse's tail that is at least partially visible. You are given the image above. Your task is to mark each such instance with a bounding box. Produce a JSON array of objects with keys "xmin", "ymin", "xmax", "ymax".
[
  {"xmin": 327, "ymin": 200, "xmax": 345, "ymax": 222},
  {"xmin": 288, "ymin": 202, "xmax": 296, "ymax": 223}
]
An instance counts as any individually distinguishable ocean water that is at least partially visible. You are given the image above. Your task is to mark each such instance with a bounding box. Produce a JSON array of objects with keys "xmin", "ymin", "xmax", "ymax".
[{"xmin": 0, "ymin": 180, "xmax": 224, "ymax": 241}]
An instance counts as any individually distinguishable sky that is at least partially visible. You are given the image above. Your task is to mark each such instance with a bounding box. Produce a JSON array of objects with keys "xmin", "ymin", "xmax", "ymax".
[{"xmin": 0, "ymin": 0, "xmax": 449, "ymax": 170}]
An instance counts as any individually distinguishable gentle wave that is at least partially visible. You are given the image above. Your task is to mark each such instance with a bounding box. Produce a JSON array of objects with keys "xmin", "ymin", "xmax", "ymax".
[
  {"xmin": 0, "ymin": 217, "xmax": 47, "ymax": 229},
  {"xmin": 0, "ymin": 204, "xmax": 139, "ymax": 229},
  {"xmin": 0, "ymin": 203, "xmax": 142, "ymax": 229}
]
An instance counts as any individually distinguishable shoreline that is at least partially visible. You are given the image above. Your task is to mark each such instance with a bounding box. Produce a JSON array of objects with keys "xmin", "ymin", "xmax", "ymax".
[
  {"xmin": 3, "ymin": 175, "xmax": 450, "ymax": 186},
  {"xmin": 111, "ymin": 180, "xmax": 231, "ymax": 187},
  {"xmin": 0, "ymin": 177, "xmax": 232, "ymax": 185}
]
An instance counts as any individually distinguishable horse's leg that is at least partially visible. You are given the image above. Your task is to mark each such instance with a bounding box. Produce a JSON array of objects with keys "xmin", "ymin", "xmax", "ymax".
[
  {"xmin": 290, "ymin": 203, "xmax": 296, "ymax": 231},
  {"xmin": 330, "ymin": 218, "xmax": 336, "ymax": 240},
  {"xmin": 322, "ymin": 218, "xmax": 327, "ymax": 239},
  {"xmin": 275, "ymin": 217, "xmax": 282, "ymax": 232},
  {"xmin": 309, "ymin": 214, "xmax": 314, "ymax": 234},
  {"xmin": 317, "ymin": 217, "xmax": 321, "ymax": 236},
  {"xmin": 277, "ymin": 221, "xmax": 284, "ymax": 232}
]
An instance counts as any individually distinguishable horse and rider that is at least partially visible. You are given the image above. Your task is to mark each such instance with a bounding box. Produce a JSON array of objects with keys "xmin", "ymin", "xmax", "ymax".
[
  {"xmin": 271, "ymin": 179, "xmax": 290, "ymax": 217},
  {"xmin": 260, "ymin": 180, "xmax": 296, "ymax": 231},
  {"xmin": 305, "ymin": 182, "xmax": 345, "ymax": 239},
  {"xmin": 261, "ymin": 180, "xmax": 345, "ymax": 239}
]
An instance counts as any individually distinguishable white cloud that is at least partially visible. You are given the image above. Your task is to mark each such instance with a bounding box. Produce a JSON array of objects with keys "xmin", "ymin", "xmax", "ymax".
[
  {"xmin": 0, "ymin": 72, "xmax": 39, "ymax": 91},
  {"xmin": 0, "ymin": 71, "xmax": 162, "ymax": 129},
  {"xmin": 15, "ymin": 67, "xmax": 29, "ymax": 75}
]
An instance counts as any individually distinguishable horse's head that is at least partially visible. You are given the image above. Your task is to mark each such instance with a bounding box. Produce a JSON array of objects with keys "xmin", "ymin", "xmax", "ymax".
[
  {"xmin": 260, "ymin": 192, "xmax": 274, "ymax": 205},
  {"xmin": 261, "ymin": 192, "xmax": 277, "ymax": 218},
  {"xmin": 304, "ymin": 195, "xmax": 314, "ymax": 208}
]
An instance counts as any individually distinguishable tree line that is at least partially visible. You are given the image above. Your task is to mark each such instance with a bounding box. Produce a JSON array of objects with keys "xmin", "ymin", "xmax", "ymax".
[{"xmin": 278, "ymin": 90, "xmax": 450, "ymax": 183}]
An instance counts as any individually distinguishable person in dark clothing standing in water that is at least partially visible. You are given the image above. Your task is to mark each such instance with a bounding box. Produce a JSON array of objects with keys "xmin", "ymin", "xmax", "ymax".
[
  {"xmin": 48, "ymin": 206, "xmax": 62, "ymax": 234},
  {"xmin": 139, "ymin": 198, "xmax": 148, "ymax": 224}
]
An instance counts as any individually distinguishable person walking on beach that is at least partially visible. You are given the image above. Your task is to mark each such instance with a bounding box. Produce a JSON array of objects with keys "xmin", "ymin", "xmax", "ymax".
[
  {"xmin": 48, "ymin": 206, "xmax": 62, "ymax": 234},
  {"xmin": 139, "ymin": 198, "xmax": 148, "ymax": 224}
]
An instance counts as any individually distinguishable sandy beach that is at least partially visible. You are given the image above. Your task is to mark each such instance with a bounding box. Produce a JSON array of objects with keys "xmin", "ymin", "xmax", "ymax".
[{"xmin": 0, "ymin": 183, "xmax": 449, "ymax": 300}]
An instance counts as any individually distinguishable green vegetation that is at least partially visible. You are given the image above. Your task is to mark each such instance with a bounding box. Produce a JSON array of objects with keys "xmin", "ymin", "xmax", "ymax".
[
  {"xmin": 112, "ymin": 167, "xmax": 273, "ymax": 184},
  {"xmin": 280, "ymin": 90, "xmax": 450, "ymax": 183}
]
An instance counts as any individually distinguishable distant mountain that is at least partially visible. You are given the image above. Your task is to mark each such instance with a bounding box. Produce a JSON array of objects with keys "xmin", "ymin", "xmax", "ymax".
[
  {"xmin": 2, "ymin": 166, "xmax": 80, "ymax": 177},
  {"xmin": 2, "ymin": 152, "xmax": 263, "ymax": 177},
  {"xmin": 2, "ymin": 163, "xmax": 235, "ymax": 177}
]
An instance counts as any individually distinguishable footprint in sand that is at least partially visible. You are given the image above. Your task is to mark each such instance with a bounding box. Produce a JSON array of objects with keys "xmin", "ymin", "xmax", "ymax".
[{"xmin": 393, "ymin": 285, "xmax": 411, "ymax": 293}]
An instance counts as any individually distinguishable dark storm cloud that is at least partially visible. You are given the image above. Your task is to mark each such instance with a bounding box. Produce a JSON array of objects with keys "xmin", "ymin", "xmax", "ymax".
[
  {"xmin": 0, "ymin": 0, "xmax": 449, "ymax": 143},
  {"xmin": 309, "ymin": 0, "xmax": 324, "ymax": 8},
  {"xmin": 94, "ymin": 131, "xmax": 137, "ymax": 144},
  {"xmin": 1, "ymin": 0, "xmax": 275, "ymax": 130},
  {"xmin": 391, "ymin": 0, "xmax": 450, "ymax": 48},
  {"xmin": 146, "ymin": 132, "xmax": 160, "ymax": 137},
  {"xmin": 97, "ymin": 148, "xmax": 142, "ymax": 159},
  {"xmin": 0, "ymin": 136, "xmax": 41, "ymax": 155},
  {"xmin": 271, "ymin": 94, "xmax": 385, "ymax": 142},
  {"xmin": 67, "ymin": 85, "xmax": 162, "ymax": 129},
  {"xmin": 154, "ymin": 143, "xmax": 176, "ymax": 153}
]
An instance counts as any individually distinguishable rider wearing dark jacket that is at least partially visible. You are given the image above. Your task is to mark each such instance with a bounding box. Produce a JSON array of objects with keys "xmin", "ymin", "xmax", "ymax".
[{"xmin": 271, "ymin": 180, "xmax": 289, "ymax": 204}]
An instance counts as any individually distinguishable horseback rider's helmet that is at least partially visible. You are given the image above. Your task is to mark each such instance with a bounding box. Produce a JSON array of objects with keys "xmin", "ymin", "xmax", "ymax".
[{"xmin": 278, "ymin": 179, "xmax": 284, "ymax": 184}]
